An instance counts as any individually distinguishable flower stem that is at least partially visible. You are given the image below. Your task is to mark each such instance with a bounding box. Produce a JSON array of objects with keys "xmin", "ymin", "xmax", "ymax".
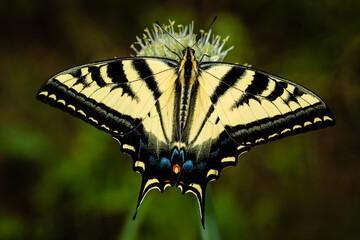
[
  {"xmin": 200, "ymin": 186, "xmax": 220, "ymax": 240},
  {"xmin": 117, "ymin": 195, "xmax": 152, "ymax": 240}
]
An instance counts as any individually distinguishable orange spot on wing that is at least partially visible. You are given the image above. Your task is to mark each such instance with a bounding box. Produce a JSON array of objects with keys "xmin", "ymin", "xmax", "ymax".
[
  {"xmin": 164, "ymin": 180, "xmax": 171, "ymax": 183},
  {"xmin": 180, "ymin": 181, "xmax": 184, "ymax": 185},
  {"xmin": 173, "ymin": 164, "xmax": 181, "ymax": 174}
]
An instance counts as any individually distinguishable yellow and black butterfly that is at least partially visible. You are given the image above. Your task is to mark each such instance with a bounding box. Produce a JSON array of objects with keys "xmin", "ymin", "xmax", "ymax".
[{"xmin": 37, "ymin": 24, "xmax": 334, "ymax": 227}]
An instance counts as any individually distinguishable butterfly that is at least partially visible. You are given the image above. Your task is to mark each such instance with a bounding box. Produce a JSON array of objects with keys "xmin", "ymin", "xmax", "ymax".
[{"xmin": 37, "ymin": 36, "xmax": 335, "ymax": 227}]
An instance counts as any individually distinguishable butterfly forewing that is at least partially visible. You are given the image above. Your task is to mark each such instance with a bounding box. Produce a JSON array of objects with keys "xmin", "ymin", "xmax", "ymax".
[
  {"xmin": 199, "ymin": 62, "xmax": 335, "ymax": 147},
  {"xmin": 37, "ymin": 57, "xmax": 178, "ymax": 135}
]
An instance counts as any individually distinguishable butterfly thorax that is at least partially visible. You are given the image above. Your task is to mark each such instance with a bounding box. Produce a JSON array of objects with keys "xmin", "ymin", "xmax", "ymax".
[{"xmin": 178, "ymin": 47, "xmax": 198, "ymax": 131}]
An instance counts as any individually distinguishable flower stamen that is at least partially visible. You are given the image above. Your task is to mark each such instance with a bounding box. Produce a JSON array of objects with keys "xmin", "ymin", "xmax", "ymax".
[{"xmin": 131, "ymin": 20, "xmax": 233, "ymax": 62}]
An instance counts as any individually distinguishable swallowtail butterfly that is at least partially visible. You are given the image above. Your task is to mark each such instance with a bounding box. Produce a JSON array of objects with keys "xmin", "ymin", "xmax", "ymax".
[{"xmin": 37, "ymin": 25, "xmax": 335, "ymax": 227}]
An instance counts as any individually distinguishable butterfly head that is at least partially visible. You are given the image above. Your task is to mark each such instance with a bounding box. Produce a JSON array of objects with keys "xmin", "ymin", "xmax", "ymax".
[
  {"xmin": 182, "ymin": 46, "xmax": 195, "ymax": 55},
  {"xmin": 179, "ymin": 47, "xmax": 198, "ymax": 77},
  {"xmin": 181, "ymin": 47, "xmax": 196, "ymax": 61}
]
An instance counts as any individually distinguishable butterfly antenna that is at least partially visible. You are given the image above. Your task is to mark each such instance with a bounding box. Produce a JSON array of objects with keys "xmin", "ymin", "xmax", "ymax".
[
  {"xmin": 165, "ymin": 45, "xmax": 182, "ymax": 61},
  {"xmin": 156, "ymin": 21, "xmax": 185, "ymax": 49},
  {"xmin": 191, "ymin": 16, "xmax": 217, "ymax": 49},
  {"xmin": 199, "ymin": 53, "xmax": 210, "ymax": 63}
]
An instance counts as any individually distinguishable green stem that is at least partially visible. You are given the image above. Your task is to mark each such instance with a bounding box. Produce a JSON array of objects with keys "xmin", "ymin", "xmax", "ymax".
[
  {"xmin": 117, "ymin": 195, "xmax": 152, "ymax": 240},
  {"xmin": 200, "ymin": 186, "xmax": 221, "ymax": 240}
]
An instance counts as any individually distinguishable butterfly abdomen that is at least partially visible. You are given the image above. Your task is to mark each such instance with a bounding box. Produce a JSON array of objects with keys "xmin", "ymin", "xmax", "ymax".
[{"xmin": 179, "ymin": 84, "xmax": 192, "ymax": 130}]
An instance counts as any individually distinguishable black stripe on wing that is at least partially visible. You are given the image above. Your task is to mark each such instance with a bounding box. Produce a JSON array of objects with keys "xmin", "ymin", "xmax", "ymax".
[
  {"xmin": 227, "ymin": 102, "xmax": 333, "ymax": 145},
  {"xmin": 107, "ymin": 61, "xmax": 138, "ymax": 99},
  {"xmin": 37, "ymin": 78, "xmax": 141, "ymax": 134},
  {"xmin": 132, "ymin": 59, "xmax": 163, "ymax": 99},
  {"xmin": 209, "ymin": 67, "xmax": 245, "ymax": 104}
]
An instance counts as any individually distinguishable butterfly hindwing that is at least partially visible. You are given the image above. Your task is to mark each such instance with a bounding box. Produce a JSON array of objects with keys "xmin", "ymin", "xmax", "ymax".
[
  {"xmin": 37, "ymin": 56, "xmax": 185, "ymax": 220},
  {"xmin": 175, "ymin": 62, "xmax": 335, "ymax": 225},
  {"xmin": 37, "ymin": 56, "xmax": 179, "ymax": 183}
]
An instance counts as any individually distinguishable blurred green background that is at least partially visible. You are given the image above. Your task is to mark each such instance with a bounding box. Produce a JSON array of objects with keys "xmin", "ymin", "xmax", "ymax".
[{"xmin": 1, "ymin": 0, "xmax": 359, "ymax": 239}]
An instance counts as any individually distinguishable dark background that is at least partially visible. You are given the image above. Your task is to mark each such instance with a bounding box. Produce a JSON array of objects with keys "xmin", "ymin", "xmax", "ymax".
[{"xmin": 1, "ymin": 0, "xmax": 359, "ymax": 239}]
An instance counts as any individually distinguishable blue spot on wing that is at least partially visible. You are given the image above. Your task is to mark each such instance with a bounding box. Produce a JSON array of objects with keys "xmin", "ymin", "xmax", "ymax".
[
  {"xmin": 160, "ymin": 157, "xmax": 171, "ymax": 169},
  {"xmin": 134, "ymin": 129, "xmax": 141, "ymax": 137},
  {"xmin": 221, "ymin": 137, "xmax": 231, "ymax": 145},
  {"xmin": 180, "ymin": 149, "xmax": 185, "ymax": 163},
  {"xmin": 183, "ymin": 160, "xmax": 194, "ymax": 172},
  {"xmin": 171, "ymin": 149, "xmax": 179, "ymax": 162},
  {"xmin": 211, "ymin": 149, "xmax": 219, "ymax": 158},
  {"xmin": 149, "ymin": 155, "xmax": 156, "ymax": 166},
  {"xmin": 140, "ymin": 139, "xmax": 147, "ymax": 149},
  {"xmin": 171, "ymin": 148, "xmax": 185, "ymax": 163},
  {"xmin": 196, "ymin": 162, "xmax": 205, "ymax": 171}
]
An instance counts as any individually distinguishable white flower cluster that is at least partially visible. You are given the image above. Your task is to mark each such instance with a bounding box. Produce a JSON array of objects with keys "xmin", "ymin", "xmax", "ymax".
[{"xmin": 131, "ymin": 20, "xmax": 234, "ymax": 62}]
